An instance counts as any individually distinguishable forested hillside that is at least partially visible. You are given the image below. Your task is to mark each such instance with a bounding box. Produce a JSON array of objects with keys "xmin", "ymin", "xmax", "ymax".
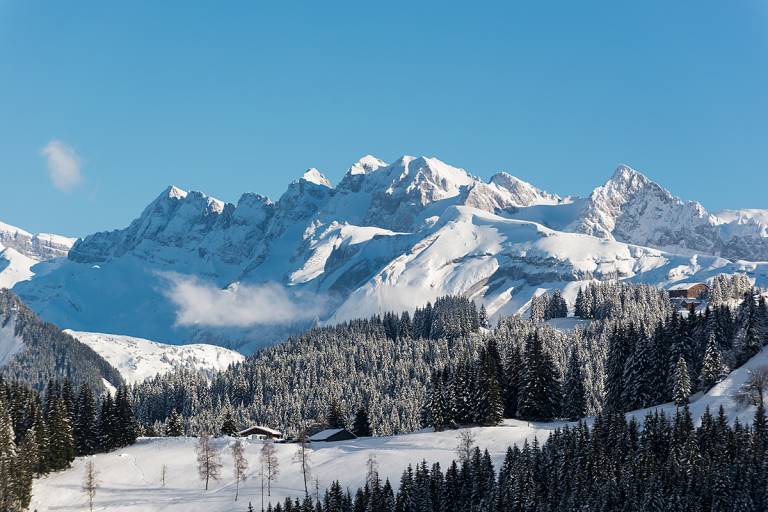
[
  {"xmin": 130, "ymin": 280, "xmax": 768, "ymax": 440},
  {"xmin": 0, "ymin": 290, "xmax": 123, "ymax": 391}
]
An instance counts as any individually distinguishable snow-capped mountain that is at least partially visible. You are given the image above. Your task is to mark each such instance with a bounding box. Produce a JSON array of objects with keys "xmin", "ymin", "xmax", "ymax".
[
  {"xmin": 10, "ymin": 156, "xmax": 768, "ymax": 351},
  {"xmin": 570, "ymin": 165, "xmax": 768, "ymax": 260},
  {"xmin": 0, "ymin": 221, "xmax": 75, "ymax": 289},
  {"xmin": 67, "ymin": 331, "xmax": 244, "ymax": 384},
  {"xmin": 0, "ymin": 221, "xmax": 75, "ymax": 260}
]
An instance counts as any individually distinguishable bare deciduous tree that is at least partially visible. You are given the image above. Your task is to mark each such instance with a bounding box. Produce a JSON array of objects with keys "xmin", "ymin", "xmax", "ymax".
[
  {"xmin": 232, "ymin": 439, "xmax": 249, "ymax": 502},
  {"xmin": 292, "ymin": 430, "xmax": 312, "ymax": 497},
  {"xmin": 196, "ymin": 433, "xmax": 222, "ymax": 491},
  {"xmin": 82, "ymin": 460, "xmax": 98, "ymax": 512},
  {"xmin": 160, "ymin": 464, "xmax": 167, "ymax": 487},
  {"xmin": 455, "ymin": 429, "xmax": 476, "ymax": 465},
  {"xmin": 259, "ymin": 440, "xmax": 279, "ymax": 496},
  {"xmin": 735, "ymin": 366, "xmax": 768, "ymax": 407}
]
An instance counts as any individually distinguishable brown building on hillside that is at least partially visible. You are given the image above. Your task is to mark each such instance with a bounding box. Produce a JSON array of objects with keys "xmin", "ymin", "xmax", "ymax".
[{"xmin": 668, "ymin": 282, "xmax": 709, "ymax": 299}]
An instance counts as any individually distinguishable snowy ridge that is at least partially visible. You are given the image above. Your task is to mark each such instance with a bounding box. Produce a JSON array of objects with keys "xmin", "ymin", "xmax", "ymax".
[
  {"xmin": 10, "ymin": 155, "xmax": 768, "ymax": 350},
  {"xmin": 30, "ymin": 344, "xmax": 768, "ymax": 511},
  {"xmin": 0, "ymin": 220, "xmax": 75, "ymax": 260},
  {"xmin": 67, "ymin": 330, "xmax": 244, "ymax": 384},
  {"xmin": 0, "ymin": 220, "xmax": 75, "ymax": 289}
]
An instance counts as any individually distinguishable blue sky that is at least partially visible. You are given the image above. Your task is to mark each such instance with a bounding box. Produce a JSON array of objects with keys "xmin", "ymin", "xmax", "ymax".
[{"xmin": 1, "ymin": 1, "xmax": 766, "ymax": 237}]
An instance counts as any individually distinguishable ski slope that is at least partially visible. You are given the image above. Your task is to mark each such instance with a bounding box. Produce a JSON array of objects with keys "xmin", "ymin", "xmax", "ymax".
[{"xmin": 30, "ymin": 345, "xmax": 768, "ymax": 511}]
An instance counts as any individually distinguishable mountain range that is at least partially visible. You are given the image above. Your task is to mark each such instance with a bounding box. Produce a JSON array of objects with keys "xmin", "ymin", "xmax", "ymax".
[{"xmin": 4, "ymin": 156, "xmax": 768, "ymax": 351}]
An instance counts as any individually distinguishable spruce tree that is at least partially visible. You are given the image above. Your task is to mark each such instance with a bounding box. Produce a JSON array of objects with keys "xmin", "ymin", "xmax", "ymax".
[
  {"xmin": 699, "ymin": 334, "xmax": 728, "ymax": 391},
  {"xmin": 604, "ymin": 325, "xmax": 631, "ymax": 413},
  {"xmin": 75, "ymin": 385, "xmax": 99, "ymax": 455},
  {"xmin": 0, "ymin": 398, "xmax": 17, "ymax": 512},
  {"xmin": 353, "ymin": 406, "xmax": 372, "ymax": 437},
  {"xmin": 518, "ymin": 332, "xmax": 561, "ymax": 421},
  {"xmin": 327, "ymin": 399, "xmax": 345, "ymax": 429},
  {"xmin": 562, "ymin": 346, "xmax": 587, "ymax": 420},
  {"xmin": 166, "ymin": 408, "xmax": 184, "ymax": 437},
  {"xmin": 673, "ymin": 356, "xmax": 691, "ymax": 407}
]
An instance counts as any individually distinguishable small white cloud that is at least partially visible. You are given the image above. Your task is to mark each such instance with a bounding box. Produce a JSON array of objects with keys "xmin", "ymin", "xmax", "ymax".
[
  {"xmin": 41, "ymin": 139, "xmax": 83, "ymax": 192},
  {"xmin": 162, "ymin": 273, "xmax": 325, "ymax": 327}
]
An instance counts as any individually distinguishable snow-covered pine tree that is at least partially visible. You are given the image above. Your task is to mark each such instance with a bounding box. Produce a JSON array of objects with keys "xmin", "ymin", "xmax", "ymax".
[
  {"xmin": 562, "ymin": 346, "xmax": 586, "ymax": 420},
  {"xmin": 0, "ymin": 398, "xmax": 17, "ymax": 512},
  {"xmin": 548, "ymin": 290, "xmax": 568, "ymax": 319},
  {"xmin": 699, "ymin": 334, "xmax": 728, "ymax": 391},
  {"xmin": 75, "ymin": 385, "xmax": 99, "ymax": 456},
  {"xmin": 673, "ymin": 356, "xmax": 691, "ymax": 406},
  {"xmin": 604, "ymin": 325, "xmax": 631, "ymax": 413},
  {"xmin": 166, "ymin": 408, "xmax": 184, "ymax": 437},
  {"xmin": 518, "ymin": 332, "xmax": 561, "ymax": 421}
]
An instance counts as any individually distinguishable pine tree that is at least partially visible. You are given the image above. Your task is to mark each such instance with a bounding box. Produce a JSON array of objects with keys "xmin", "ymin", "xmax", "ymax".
[
  {"xmin": 13, "ymin": 429, "xmax": 36, "ymax": 511},
  {"xmin": 115, "ymin": 385, "xmax": 138, "ymax": 447},
  {"xmin": 220, "ymin": 410, "xmax": 238, "ymax": 436},
  {"xmin": 700, "ymin": 334, "xmax": 728, "ymax": 391},
  {"xmin": 75, "ymin": 385, "xmax": 99, "ymax": 455},
  {"xmin": 47, "ymin": 396, "xmax": 75, "ymax": 470},
  {"xmin": 518, "ymin": 332, "xmax": 561, "ymax": 421},
  {"xmin": 562, "ymin": 346, "xmax": 587, "ymax": 420},
  {"xmin": 166, "ymin": 408, "xmax": 184, "ymax": 437},
  {"xmin": 604, "ymin": 325, "xmax": 631, "ymax": 413},
  {"xmin": 327, "ymin": 399, "xmax": 345, "ymax": 429},
  {"xmin": 502, "ymin": 344, "xmax": 523, "ymax": 419},
  {"xmin": 353, "ymin": 406, "xmax": 372, "ymax": 437},
  {"xmin": 673, "ymin": 356, "xmax": 691, "ymax": 407},
  {"xmin": 0, "ymin": 398, "xmax": 18, "ymax": 512}
]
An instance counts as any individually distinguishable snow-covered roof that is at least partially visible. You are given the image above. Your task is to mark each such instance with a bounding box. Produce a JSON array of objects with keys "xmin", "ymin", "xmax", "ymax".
[
  {"xmin": 668, "ymin": 282, "xmax": 707, "ymax": 291},
  {"xmin": 308, "ymin": 428, "xmax": 346, "ymax": 441},
  {"xmin": 238, "ymin": 425, "xmax": 282, "ymax": 436}
]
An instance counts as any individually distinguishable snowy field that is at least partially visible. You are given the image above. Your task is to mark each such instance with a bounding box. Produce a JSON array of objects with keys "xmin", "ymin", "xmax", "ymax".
[
  {"xmin": 30, "ymin": 420, "xmax": 563, "ymax": 511},
  {"xmin": 67, "ymin": 330, "xmax": 244, "ymax": 384},
  {"xmin": 31, "ymin": 346, "xmax": 768, "ymax": 511}
]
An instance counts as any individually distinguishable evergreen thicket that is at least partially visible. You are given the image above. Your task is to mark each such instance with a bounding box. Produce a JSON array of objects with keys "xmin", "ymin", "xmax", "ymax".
[
  {"xmin": 0, "ymin": 290, "xmax": 123, "ymax": 391},
  {"xmin": 0, "ymin": 377, "xmax": 138, "ymax": 511},
  {"xmin": 130, "ymin": 281, "xmax": 768, "ymax": 437},
  {"xmin": 291, "ymin": 405, "xmax": 768, "ymax": 512}
]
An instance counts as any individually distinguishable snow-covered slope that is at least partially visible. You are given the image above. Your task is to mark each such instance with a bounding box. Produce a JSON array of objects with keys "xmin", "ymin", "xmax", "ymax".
[
  {"xmin": 0, "ymin": 245, "xmax": 37, "ymax": 289},
  {"xmin": 30, "ymin": 344, "xmax": 768, "ymax": 511},
  {"xmin": 11, "ymin": 156, "xmax": 768, "ymax": 351},
  {"xmin": 67, "ymin": 331, "xmax": 244, "ymax": 384},
  {"xmin": 0, "ymin": 221, "xmax": 75, "ymax": 289}
]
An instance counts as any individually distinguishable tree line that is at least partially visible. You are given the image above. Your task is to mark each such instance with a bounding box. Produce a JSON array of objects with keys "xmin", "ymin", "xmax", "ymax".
[
  {"xmin": 276, "ymin": 403, "xmax": 768, "ymax": 512},
  {"xmin": 0, "ymin": 377, "xmax": 138, "ymax": 511}
]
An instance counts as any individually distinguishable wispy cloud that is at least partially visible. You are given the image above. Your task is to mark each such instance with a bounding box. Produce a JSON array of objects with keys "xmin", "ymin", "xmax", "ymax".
[
  {"xmin": 162, "ymin": 273, "xmax": 325, "ymax": 327},
  {"xmin": 41, "ymin": 139, "xmax": 83, "ymax": 192}
]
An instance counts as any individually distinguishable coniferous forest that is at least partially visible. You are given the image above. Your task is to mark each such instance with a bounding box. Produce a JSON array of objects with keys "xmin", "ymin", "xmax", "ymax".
[
  {"xmin": 0, "ymin": 377, "xmax": 138, "ymax": 511},
  {"xmin": 275, "ymin": 404, "xmax": 768, "ymax": 512},
  {"xmin": 1, "ymin": 279, "xmax": 767, "ymax": 511},
  {"xmin": 130, "ymin": 284, "xmax": 768, "ymax": 439}
]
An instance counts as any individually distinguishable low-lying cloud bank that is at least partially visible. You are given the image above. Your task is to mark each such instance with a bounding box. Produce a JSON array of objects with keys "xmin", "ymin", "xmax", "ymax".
[{"xmin": 162, "ymin": 273, "xmax": 325, "ymax": 327}]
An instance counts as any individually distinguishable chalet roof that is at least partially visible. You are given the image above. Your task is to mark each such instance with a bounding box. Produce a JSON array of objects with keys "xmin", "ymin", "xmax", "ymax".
[
  {"xmin": 668, "ymin": 282, "xmax": 707, "ymax": 291},
  {"xmin": 238, "ymin": 425, "xmax": 282, "ymax": 436},
  {"xmin": 309, "ymin": 428, "xmax": 348, "ymax": 441}
]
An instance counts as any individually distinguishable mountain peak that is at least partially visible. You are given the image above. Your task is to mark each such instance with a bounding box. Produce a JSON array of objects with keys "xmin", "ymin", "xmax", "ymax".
[
  {"xmin": 608, "ymin": 164, "xmax": 650, "ymax": 187},
  {"xmin": 163, "ymin": 185, "xmax": 188, "ymax": 200},
  {"xmin": 300, "ymin": 168, "xmax": 332, "ymax": 188},
  {"xmin": 347, "ymin": 155, "xmax": 387, "ymax": 176}
]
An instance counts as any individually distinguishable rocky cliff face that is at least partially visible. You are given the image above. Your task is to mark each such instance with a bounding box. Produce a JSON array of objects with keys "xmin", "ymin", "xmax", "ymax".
[{"xmin": 0, "ymin": 221, "xmax": 75, "ymax": 260}]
